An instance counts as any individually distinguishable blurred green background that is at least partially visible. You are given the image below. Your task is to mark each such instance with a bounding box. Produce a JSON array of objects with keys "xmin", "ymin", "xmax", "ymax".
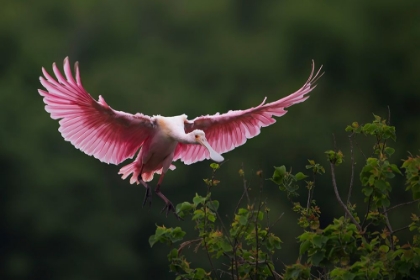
[{"xmin": 1, "ymin": 0, "xmax": 420, "ymax": 279}]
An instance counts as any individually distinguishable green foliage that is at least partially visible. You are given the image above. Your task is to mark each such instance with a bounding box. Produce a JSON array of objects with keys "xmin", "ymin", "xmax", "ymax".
[
  {"xmin": 325, "ymin": 150, "xmax": 344, "ymax": 166},
  {"xmin": 151, "ymin": 115, "xmax": 420, "ymax": 279},
  {"xmin": 149, "ymin": 225, "xmax": 186, "ymax": 247},
  {"xmin": 402, "ymin": 154, "xmax": 420, "ymax": 199}
]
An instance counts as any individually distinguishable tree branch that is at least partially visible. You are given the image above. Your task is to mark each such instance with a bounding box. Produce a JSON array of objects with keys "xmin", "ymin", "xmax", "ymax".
[
  {"xmin": 346, "ymin": 133, "xmax": 355, "ymax": 218},
  {"xmin": 330, "ymin": 162, "xmax": 362, "ymax": 231},
  {"xmin": 392, "ymin": 225, "xmax": 410, "ymax": 234},
  {"xmin": 382, "ymin": 205, "xmax": 394, "ymax": 250},
  {"xmin": 382, "ymin": 199, "xmax": 420, "ymax": 214}
]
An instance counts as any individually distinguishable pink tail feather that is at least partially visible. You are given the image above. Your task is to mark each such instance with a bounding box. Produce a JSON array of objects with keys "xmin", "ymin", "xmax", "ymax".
[{"xmin": 118, "ymin": 162, "xmax": 176, "ymax": 184}]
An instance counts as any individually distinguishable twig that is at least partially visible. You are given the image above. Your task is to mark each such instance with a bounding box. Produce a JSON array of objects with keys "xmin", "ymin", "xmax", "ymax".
[
  {"xmin": 354, "ymin": 138, "xmax": 367, "ymax": 161},
  {"xmin": 332, "ymin": 133, "xmax": 337, "ymax": 150},
  {"xmin": 361, "ymin": 195, "xmax": 373, "ymax": 228},
  {"xmin": 346, "ymin": 133, "xmax": 356, "ymax": 218},
  {"xmin": 270, "ymin": 212, "xmax": 285, "ymax": 229},
  {"xmin": 243, "ymin": 164, "xmax": 250, "ymax": 204},
  {"xmin": 231, "ymin": 258, "xmax": 234, "ymax": 280},
  {"xmin": 265, "ymin": 261, "xmax": 279, "ymax": 280},
  {"xmin": 382, "ymin": 199, "xmax": 420, "ymax": 214},
  {"xmin": 392, "ymin": 225, "xmax": 410, "ymax": 234},
  {"xmin": 234, "ymin": 243, "xmax": 240, "ymax": 280},
  {"xmin": 382, "ymin": 205, "xmax": 394, "ymax": 250},
  {"xmin": 306, "ymin": 173, "xmax": 316, "ymax": 209},
  {"xmin": 330, "ymin": 162, "xmax": 362, "ymax": 231},
  {"xmin": 204, "ymin": 167, "xmax": 235, "ymax": 251},
  {"xmin": 202, "ymin": 193, "xmax": 218, "ymax": 279},
  {"xmin": 177, "ymin": 238, "xmax": 202, "ymax": 255},
  {"xmin": 387, "ymin": 105, "xmax": 391, "ymax": 125},
  {"xmin": 235, "ymin": 181, "xmax": 249, "ymax": 214},
  {"xmin": 254, "ymin": 177, "xmax": 264, "ymax": 279},
  {"xmin": 382, "ymin": 206, "xmax": 393, "ymax": 233}
]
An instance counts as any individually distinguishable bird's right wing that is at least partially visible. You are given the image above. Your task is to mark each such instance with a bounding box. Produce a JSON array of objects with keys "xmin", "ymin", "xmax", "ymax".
[{"xmin": 38, "ymin": 57, "xmax": 155, "ymax": 165}]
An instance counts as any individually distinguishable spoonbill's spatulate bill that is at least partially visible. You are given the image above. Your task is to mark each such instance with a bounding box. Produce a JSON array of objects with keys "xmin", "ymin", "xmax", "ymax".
[{"xmin": 38, "ymin": 57, "xmax": 323, "ymax": 218}]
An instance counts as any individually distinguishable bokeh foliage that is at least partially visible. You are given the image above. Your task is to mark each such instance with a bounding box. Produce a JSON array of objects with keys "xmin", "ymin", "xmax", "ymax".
[
  {"xmin": 1, "ymin": 0, "xmax": 419, "ymax": 279},
  {"xmin": 151, "ymin": 115, "xmax": 420, "ymax": 279}
]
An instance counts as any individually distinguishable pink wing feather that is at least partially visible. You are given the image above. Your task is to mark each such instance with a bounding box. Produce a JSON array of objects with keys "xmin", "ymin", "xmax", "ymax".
[
  {"xmin": 38, "ymin": 57, "xmax": 154, "ymax": 165},
  {"xmin": 174, "ymin": 61, "xmax": 323, "ymax": 164}
]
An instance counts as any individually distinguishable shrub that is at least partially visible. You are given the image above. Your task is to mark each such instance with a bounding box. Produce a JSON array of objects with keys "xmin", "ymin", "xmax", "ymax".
[{"xmin": 149, "ymin": 115, "xmax": 420, "ymax": 279}]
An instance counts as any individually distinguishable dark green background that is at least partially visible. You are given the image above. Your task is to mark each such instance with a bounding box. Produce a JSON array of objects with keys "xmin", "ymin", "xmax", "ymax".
[{"xmin": 1, "ymin": 0, "xmax": 419, "ymax": 279}]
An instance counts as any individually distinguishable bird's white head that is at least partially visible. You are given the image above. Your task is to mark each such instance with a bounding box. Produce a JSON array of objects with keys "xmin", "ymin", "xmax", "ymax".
[{"xmin": 191, "ymin": 130, "xmax": 224, "ymax": 163}]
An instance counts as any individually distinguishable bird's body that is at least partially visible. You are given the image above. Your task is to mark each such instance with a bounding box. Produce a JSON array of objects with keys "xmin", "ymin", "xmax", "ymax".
[
  {"xmin": 38, "ymin": 57, "xmax": 322, "ymax": 217},
  {"xmin": 120, "ymin": 115, "xmax": 188, "ymax": 184}
]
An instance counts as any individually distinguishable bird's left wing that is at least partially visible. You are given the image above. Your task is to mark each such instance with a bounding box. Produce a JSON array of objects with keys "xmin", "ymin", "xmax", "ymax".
[
  {"xmin": 38, "ymin": 57, "xmax": 155, "ymax": 165},
  {"xmin": 174, "ymin": 61, "xmax": 323, "ymax": 164}
]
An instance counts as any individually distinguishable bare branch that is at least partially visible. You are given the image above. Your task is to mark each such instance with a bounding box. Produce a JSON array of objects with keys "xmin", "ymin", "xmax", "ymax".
[
  {"xmin": 346, "ymin": 133, "xmax": 356, "ymax": 218},
  {"xmin": 307, "ymin": 174, "xmax": 316, "ymax": 209},
  {"xmin": 254, "ymin": 178, "xmax": 264, "ymax": 279},
  {"xmin": 382, "ymin": 205, "xmax": 394, "ymax": 250},
  {"xmin": 392, "ymin": 225, "xmax": 410, "ymax": 234},
  {"xmin": 354, "ymin": 138, "xmax": 367, "ymax": 161},
  {"xmin": 382, "ymin": 199, "xmax": 420, "ymax": 214},
  {"xmin": 361, "ymin": 195, "xmax": 373, "ymax": 228},
  {"xmin": 330, "ymin": 162, "xmax": 362, "ymax": 231}
]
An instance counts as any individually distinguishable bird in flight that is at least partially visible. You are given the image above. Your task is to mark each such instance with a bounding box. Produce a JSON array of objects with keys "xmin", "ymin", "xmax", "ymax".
[{"xmin": 38, "ymin": 57, "xmax": 323, "ymax": 218}]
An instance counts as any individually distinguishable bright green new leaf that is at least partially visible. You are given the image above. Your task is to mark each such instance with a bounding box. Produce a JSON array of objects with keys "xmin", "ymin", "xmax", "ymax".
[
  {"xmin": 295, "ymin": 172, "xmax": 308, "ymax": 181},
  {"xmin": 210, "ymin": 163, "xmax": 219, "ymax": 170},
  {"xmin": 193, "ymin": 194, "xmax": 207, "ymax": 206}
]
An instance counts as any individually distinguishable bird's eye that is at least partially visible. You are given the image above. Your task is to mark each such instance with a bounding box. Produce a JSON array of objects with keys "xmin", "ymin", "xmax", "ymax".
[{"xmin": 195, "ymin": 135, "xmax": 199, "ymax": 139}]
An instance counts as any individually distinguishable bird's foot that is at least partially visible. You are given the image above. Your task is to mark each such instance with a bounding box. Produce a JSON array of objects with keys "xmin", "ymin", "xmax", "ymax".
[
  {"xmin": 142, "ymin": 186, "xmax": 152, "ymax": 208},
  {"xmin": 161, "ymin": 201, "xmax": 182, "ymax": 220}
]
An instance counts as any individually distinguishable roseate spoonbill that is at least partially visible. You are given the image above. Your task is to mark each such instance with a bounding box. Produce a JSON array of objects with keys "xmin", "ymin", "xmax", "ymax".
[{"xmin": 38, "ymin": 57, "xmax": 323, "ymax": 218}]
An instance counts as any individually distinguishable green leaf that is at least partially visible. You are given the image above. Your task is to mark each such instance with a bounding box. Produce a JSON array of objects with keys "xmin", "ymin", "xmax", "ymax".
[
  {"xmin": 379, "ymin": 245, "xmax": 389, "ymax": 253},
  {"xmin": 398, "ymin": 261, "xmax": 412, "ymax": 275},
  {"xmin": 238, "ymin": 215, "xmax": 248, "ymax": 226},
  {"xmin": 192, "ymin": 209, "xmax": 205, "ymax": 220},
  {"xmin": 210, "ymin": 163, "xmax": 219, "ymax": 170},
  {"xmin": 384, "ymin": 147, "xmax": 395, "ymax": 156},
  {"xmin": 312, "ymin": 235, "xmax": 328, "ymax": 248},
  {"xmin": 272, "ymin": 165, "xmax": 287, "ymax": 183},
  {"xmin": 310, "ymin": 250, "xmax": 325, "ymax": 266},
  {"xmin": 194, "ymin": 268, "xmax": 208, "ymax": 278},
  {"xmin": 295, "ymin": 172, "xmax": 308, "ymax": 181},
  {"xmin": 381, "ymin": 198, "xmax": 390, "ymax": 207},
  {"xmin": 149, "ymin": 235, "xmax": 158, "ymax": 247},
  {"xmin": 207, "ymin": 213, "xmax": 216, "ymax": 222},
  {"xmin": 363, "ymin": 186, "xmax": 373, "ymax": 197},
  {"xmin": 343, "ymin": 272, "xmax": 356, "ymax": 280},
  {"xmin": 171, "ymin": 227, "xmax": 186, "ymax": 243},
  {"xmin": 299, "ymin": 240, "xmax": 310, "ymax": 255},
  {"xmin": 390, "ymin": 164, "xmax": 402, "ymax": 175},
  {"xmin": 207, "ymin": 200, "xmax": 219, "ymax": 211},
  {"xmin": 176, "ymin": 202, "xmax": 193, "ymax": 218},
  {"xmin": 374, "ymin": 180, "xmax": 388, "ymax": 193},
  {"xmin": 193, "ymin": 194, "xmax": 207, "ymax": 206}
]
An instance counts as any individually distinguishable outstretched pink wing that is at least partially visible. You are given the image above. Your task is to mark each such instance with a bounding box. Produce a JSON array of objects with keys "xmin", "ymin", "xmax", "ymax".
[
  {"xmin": 38, "ymin": 57, "xmax": 154, "ymax": 165},
  {"xmin": 174, "ymin": 61, "xmax": 323, "ymax": 164}
]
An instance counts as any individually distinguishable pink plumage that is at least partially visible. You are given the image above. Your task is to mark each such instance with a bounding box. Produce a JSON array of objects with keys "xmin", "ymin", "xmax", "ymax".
[
  {"xmin": 38, "ymin": 57, "xmax": 322, "ymax": 217},
  {"xmin": 174, "ymin": 62, "xmax": 322, "ymax": 164},
  {"xmin": 39, "ymin": 58, "xmax": 154, "ymax": 165}
]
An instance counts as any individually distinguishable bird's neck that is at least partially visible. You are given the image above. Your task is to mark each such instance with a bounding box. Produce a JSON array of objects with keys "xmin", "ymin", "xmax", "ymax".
[{"xmin": 176, "ymin": 132, "xmax": 197, "ymax": 144}]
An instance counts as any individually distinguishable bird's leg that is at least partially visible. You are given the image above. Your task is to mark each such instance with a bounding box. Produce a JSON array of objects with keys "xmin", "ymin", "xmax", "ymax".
[
  {"xmin": 137, "ymin": 165, "xmax": 152, "ymax": 208},
  {"xmin": 155, "ymin": 173, "xmax": 181, "ymax": 220},
  {"xmin": 140, "ymin": 180, "xmax": 152, "ymax": 208}
]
